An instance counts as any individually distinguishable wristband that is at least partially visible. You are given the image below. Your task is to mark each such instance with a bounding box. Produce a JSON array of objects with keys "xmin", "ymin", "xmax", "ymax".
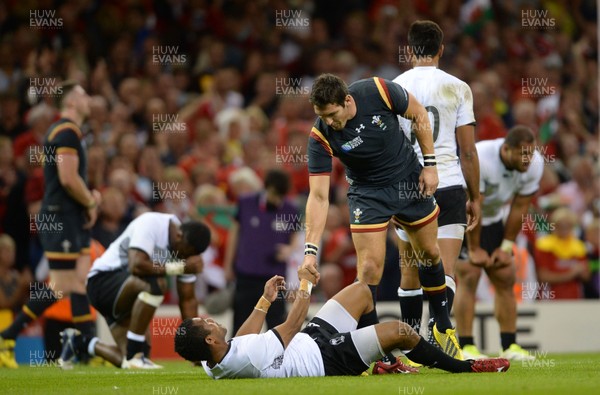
[
  {"xmin": 304, "ymin": 242, "xmax": 318, "ymax": 256},
  {"xmin": 423, "ymin": 161, "xmax": 437, "ymax": 167},
  {"xmin": 254, "ymin": 296, "xmax": 271, "ymax": 313},
  {"xmin": 165, "ymin": 261, "xmax": 186, "ymax": 275},
  {"xmin": 299, "ymin": 279, "xmax": 313, "ymax": 295},
  {"xmin": 500, "ymin": 239, "xmax": 514, "ymax": 254},
  {"xmin": 423, "ymin": 155, "xmax": 436, "ymax": 160}
]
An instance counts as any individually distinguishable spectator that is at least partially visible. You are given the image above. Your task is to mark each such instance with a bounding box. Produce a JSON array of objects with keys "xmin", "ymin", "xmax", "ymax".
[
  {"xmin": 535, "ymin": 207, "xmax": 590, "ymax": 299},
  {"xmin": 12, "ymin": 102, "xmax": 56, "ymax": 171},
  {"xmin": 91, "ymin": 187, "xmax": 128, "ymax": 248}
]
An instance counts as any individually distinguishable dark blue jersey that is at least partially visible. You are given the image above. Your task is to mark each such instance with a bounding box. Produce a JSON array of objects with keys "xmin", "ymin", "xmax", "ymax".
[
  {"xmin": 41, "ymin": 118, "xmax": 87, "ymax": 213},
  {"xmin": 308, "ymin": 77, "xmax": 419, "ymax": 187}
]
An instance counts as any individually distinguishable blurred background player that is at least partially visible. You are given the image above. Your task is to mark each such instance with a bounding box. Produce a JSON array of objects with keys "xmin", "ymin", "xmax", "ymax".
[
  {"xmin": 455, "ymin": 126, "xmax": 543, "ymax": 361},
  {"xmin": 392, "ymin": 20, "xmax": 480, "ymax": 359},
  {"xmin": 0, "ymin": 82, "xmax": 101, "ymax": 369},
  {"xmin": 63, "ymin": 212, "xmax": 210, "ymax": 368},
  {"xmin": 304, "ymin": 73, "xmax": 462, "ymax": 367}
]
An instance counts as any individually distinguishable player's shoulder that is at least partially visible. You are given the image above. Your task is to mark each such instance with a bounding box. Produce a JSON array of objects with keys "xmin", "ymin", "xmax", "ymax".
[
  {"xmin": 392, "ymin": 69, "xmax": 411, "ymax": 85},
  {"xmin": 134, "ymin": 212, "xmax": 177, "ymax": 227},
  {"xmin": 527, "ymin": 150, "xmax": 545, "ymax": 176},
  {"xmin": 348, "ymin": 77, "xmax": 377, "ymax": 93},
  {"xmin": 476, "ymin": 139, "xmax": 503, "ymax": 170},
  {"xmin": 476, "ymin": 138, "xmax": 503, "ymax": 150},
  {"xmin": 435, "ymin": 68, "xmax": 469, "ymax": 86},
  {"xmin": 46, "ymin": 118, "xmax": 82, "ymax": 142}
]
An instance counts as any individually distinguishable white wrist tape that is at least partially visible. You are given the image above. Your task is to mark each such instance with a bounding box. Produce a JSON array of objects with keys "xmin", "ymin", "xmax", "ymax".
[
  {"xmin": 165, "ymin": 261, "xmax": 186, "ymax": 275},
  {"xmin": 500, "ymin": 239, "xmax": 514, "ymax": 254},
  {"xmin": 299, "ymin": 279, "xmax": 313, "ymax": 295}
]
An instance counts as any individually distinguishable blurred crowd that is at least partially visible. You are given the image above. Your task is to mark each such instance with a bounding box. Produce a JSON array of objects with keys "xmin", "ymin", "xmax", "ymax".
[{"xmin": 0, "ymin": 0, "xmax": 598, "ymax": 316}]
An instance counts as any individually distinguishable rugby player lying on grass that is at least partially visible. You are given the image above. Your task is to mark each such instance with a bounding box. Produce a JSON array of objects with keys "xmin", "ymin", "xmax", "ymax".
[{"xmin": 174, "ymin": 262, "xmax": 509, "ymax": 377}]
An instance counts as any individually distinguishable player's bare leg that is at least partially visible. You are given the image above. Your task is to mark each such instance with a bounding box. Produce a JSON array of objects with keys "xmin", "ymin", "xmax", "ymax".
[
  {"xmin": 486, "ymin": 264, "xmax": 517, "ymax": 334},
  {"xmin": 110, "ymin": 319, "xmax": 129, "ymax": 356},
  {"xmin": 438, "ymin": 238, "xmax": 461, "ymax": 280},
  {"xmin": 352, "ymin": 229, "xmax": 387, "ymax": 286},
  {"xmin": 454, "ymin": 258, "xmax": 483, "ymax": 356},
  {"xmin": 351, "ymin": 229, "xmax": 399, "ymax": 363},
  {"xmin": 484, "ymin": 262, "xmax": 533, "ymax": 361}
]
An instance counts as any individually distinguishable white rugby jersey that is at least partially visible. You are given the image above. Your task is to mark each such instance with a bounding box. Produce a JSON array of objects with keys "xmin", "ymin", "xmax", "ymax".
[
  {"xmin": 393, "ymin": 66, "xmax": 475, "ymax": 188},
  {"xmin": 203, "ymin": 330, "xmax": 324, "ymax": 379},
  {"xmin": 476, "ymin": 139, "xmax": 544, "ymax": 226},
  {"xmin": 88, "ymin": 212, "xmax": 195, "ymax": 282}
]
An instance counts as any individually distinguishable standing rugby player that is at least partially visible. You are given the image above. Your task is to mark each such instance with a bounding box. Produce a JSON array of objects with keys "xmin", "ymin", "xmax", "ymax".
[
  {"xmin": 392, "ymin": 20, "xmax": 480, "ymax": 359},
  {"xmin": 0, "ymin": 82, "xmax": 100, "ymax": 369},
  {"xmin": 302, "ymin": 73, "xmax": 461, "ymax": 371},
  {"xmin": 455, "ymin": 126, "xmax": 542, "ymax": 360}
]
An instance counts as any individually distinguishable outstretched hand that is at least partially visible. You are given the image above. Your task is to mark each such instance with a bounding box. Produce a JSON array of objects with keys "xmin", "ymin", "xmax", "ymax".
[{"xmin": 263, "ymin": 275, "xmax": 286, "ymax": 303}]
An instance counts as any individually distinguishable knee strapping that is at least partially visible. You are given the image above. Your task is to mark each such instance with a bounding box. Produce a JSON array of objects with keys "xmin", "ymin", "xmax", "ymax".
[{"xmin": 137, "ymin": 291, "xmax": 164, "ymax": 308}]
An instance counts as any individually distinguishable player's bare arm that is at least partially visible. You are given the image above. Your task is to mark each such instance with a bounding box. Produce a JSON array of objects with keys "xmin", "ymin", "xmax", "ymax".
[
  {"xmin": 176, "ymin": 280, "xmax": 198, "ymax": 320},
  {"xmin": 491, "ymin": 194, "xmax": 533, "ymax": 268},
  {"xmin": 235, "ymin": 275, "xmax": 285, "ymax": 336},
  {"xmin": 465, "ymin": 194, "xmax": 491, "ymax": 268},
  {"xmin": 273, "ymin": 267, "xmax": 317, "ymax": 348},
  {"xmin": 302, "ymin": 175, "xmax": 330, "ymax": 270},
  {"xmin": 403, "ymin": 92, "xmax": 438, "ymax": 196},
  {"xmin": 57, "ymin": 153, "xmax": 101, "ymax": 228},
  {"xmin": 456, "ymin": 124, "xmax": 481, "ymax": 231}
]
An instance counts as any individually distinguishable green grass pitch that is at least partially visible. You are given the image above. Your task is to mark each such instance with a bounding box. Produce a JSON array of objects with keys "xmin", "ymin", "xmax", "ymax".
[{"xmin": 1, "ymin": 353, "xmax": 599, "ymax": 395}]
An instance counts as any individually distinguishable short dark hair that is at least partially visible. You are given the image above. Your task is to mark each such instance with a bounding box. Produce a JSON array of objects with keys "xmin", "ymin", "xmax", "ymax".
[
  {"xmin": 174, "ymin": 319, "xmax": 212, "ymax": 362},
  {"xmin": 408, "ymin": 20, "xmax": 444, "ymax": 57},
  {"xmin": 56, "ymin": 80, "xmax": 80, "ymax": 109},
  {"xmin": 264, "ymin": 168, "xmax": 290, "ymax": 196},
  {"xmin": 309, "ymin": 73, "xmax": 348, "ymax": 108},
  {"xmin": 504, "ymin": 125, "xmax": 535, "ymax": 148},
  {"xmin": 180, "ymin": 221, "xmax": 211, "ymax": 255}
]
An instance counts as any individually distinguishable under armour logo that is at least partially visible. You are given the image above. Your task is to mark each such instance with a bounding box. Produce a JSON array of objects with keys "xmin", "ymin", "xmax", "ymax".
[
  {"xmin": 61, "ymin": 239, "xmax": 72, "ymax": 253},
  {"xmin": 355, "ymin": 124, "xmax": 365, "ymax": 133}
]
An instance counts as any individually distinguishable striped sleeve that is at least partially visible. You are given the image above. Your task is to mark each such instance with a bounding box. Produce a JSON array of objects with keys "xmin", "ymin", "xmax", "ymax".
[
  {"xmin": 308, "ymin": 123, "xmax": 333, "ymax": 175},
  {"xmin": 48, "ymin": 122, "xmax": 82, "ymax": 154},
  {"xmin": 373, "ymin": 77, "xmax": 409, "ymax": 115}
]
